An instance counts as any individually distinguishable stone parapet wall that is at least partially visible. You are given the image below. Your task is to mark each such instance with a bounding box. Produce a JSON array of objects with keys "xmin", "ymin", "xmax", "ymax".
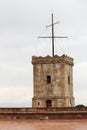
[
  {"xmin": 32, "ymin": 55, "xmax": 74, "ymax": 66},
  {"xmin": 0, "ymin": 107, "xmax": 87, "ymax": 119},
  {"xmin": 0, "ymin": 107, "xmax": 87, "ymax": 113}
]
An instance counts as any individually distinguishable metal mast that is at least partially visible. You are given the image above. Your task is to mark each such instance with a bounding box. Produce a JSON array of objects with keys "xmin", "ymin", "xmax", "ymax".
[
  {"xmin": 52, "ymin": 13, "xmax": 54, "ymax": 57},
  {"xmin": 39, "ymin": 13, "xmax": 68, "ymax": 57}
]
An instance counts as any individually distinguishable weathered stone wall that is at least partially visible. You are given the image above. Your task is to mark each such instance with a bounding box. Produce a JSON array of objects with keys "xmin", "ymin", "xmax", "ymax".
[
  {"xmin": 0, "ymin": 107, "xmax": 87, "ymax": 113},
  {"xmin": 0, "ymin": 107, "xmax": 87, "ymax": 119},
  {"xmin": 32, "ymin": 55, "xmax": 75, "ymax": 108},
  {"xmin": 0, "ymin": 112, "xmax": 87, "ymax": 119}
]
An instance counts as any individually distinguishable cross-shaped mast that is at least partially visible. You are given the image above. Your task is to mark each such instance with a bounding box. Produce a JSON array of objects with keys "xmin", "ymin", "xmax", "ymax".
[{"xmin": 39, "ymin": 13, "xmax": 68, "ymax": 57}]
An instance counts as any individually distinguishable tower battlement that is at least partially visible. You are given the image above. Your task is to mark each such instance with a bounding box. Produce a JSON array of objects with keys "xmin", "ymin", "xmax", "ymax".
[{"xmin": 32, "ymin": 54, "xmax": 74, "ymax": 66}]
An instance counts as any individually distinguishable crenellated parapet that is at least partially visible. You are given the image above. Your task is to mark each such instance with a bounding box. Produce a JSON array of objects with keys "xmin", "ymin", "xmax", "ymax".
[{"xmin": 32, "ymin": 54, "xmax": 74, "ymax": 66}]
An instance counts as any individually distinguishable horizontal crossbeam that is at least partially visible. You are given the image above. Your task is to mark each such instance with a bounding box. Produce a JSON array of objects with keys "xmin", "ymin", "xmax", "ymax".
[{"xmin": 38, "ymin": 36, "xmax": 68, "ymax": 38}]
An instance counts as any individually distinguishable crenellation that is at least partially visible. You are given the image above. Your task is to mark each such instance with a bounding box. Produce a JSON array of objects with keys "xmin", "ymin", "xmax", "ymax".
[{"xmin": 32, "ymin": 55, "xmax": 74, "ymax": 66}]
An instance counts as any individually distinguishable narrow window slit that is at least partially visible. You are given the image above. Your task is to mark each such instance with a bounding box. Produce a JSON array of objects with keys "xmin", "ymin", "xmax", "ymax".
[
  {"xmin": 68, "ymin": 76, "xmax": 70, "ymax": 84},
  {"xmin": 47, "ymin": 75, "xmax": 51, "ymax": 84}
]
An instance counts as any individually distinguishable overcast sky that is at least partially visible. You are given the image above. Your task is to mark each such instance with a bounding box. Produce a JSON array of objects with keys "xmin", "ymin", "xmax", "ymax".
[{"xmin": 0, "ymin": 0, "xmax": 87, "ymax": 107}]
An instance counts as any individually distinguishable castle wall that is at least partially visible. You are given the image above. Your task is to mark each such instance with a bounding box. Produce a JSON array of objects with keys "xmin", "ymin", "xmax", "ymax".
[{"xmin": 0, "ymin": 107, "xmax": 87, "ymax": 119}]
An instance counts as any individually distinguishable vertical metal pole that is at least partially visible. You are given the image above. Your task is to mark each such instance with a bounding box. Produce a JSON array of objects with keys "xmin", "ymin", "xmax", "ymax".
[{"xmin": 52, "ymin": 13, "xmax": 54, "ymax": 57}]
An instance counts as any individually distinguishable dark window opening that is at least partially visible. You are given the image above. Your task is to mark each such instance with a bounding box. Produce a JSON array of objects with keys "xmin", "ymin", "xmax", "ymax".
[
  {"xmin": 38, "ymin": 102, "xmax": 40, "ymax": 106},
  {"xmin": 68, "ymin": 76, "xmax": 70, "ymax": 84},
  {"xmin": 46, "ymin": 100, "xmax": 52, "ymax": 108},
  {"xmin": 47, "ymin": 75, "xmax": 51, "ymax": 84}
]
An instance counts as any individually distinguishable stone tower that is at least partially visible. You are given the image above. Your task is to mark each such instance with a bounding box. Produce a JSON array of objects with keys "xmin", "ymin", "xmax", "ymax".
[{"xmin": 32, "ymin": 54, "xmax": 75, "ymax": 108}]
